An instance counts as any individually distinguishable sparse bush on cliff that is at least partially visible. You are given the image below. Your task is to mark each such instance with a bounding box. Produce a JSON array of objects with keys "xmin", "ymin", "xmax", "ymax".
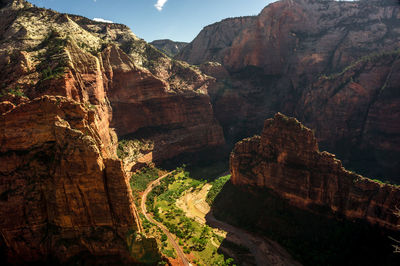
[
  {"xmin": 41, "ymin": 66, "xmax": 66, "ymax": 81},
  {"xmin": 0, "ymin": 87, "xmax": 25, "ymax": 97}
]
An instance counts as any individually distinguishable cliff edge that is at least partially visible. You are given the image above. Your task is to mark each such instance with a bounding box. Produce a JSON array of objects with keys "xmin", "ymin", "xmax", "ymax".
[{"xmin": 230, "ymin": 113, "xmax": 400, "ymax": 230}]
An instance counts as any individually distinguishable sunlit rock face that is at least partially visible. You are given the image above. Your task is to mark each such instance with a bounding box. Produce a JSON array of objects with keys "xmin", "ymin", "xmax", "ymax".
[
  {"xmin": 0, "ymin": 96, "xmax": 141, "ymax": 264},
  {"xmin": 230, "ymin": 113, "xmax": 400, "ymax": 231},
  {"xmin": 178, "ymin": 0, "xmax": 400, "ymax": 182},
  {"xmin": 0, "ymin": 0, "xmax": 224, "ymax": 263}
]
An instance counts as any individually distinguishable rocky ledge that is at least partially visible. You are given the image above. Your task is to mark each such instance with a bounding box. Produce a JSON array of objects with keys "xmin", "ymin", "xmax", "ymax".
[{"xmin": 230, "ymin": 113, "xmax": 400, "ymax": 230}]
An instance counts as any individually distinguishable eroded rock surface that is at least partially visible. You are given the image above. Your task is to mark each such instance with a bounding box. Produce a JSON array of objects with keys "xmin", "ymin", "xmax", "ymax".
[
  {"xmin": 178, "ymin": 0, "xmax": 400, "ymax": 182},
  {"xmin": 230, "ymin": 113, "xmax": 400, "ymax": 230},
  {"xmin": 0, "ymin": 96, "xmax": 142, "ymax": 264}
]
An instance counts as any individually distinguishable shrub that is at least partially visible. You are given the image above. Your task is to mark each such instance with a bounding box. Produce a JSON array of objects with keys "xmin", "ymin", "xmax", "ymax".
[
  {"xmin": 0, "ymin": 87, "xmax": 26, "ymax": 97},
  {"xmin": 206, "ymin": 174, "xmax": 231, "ymax": 205}
]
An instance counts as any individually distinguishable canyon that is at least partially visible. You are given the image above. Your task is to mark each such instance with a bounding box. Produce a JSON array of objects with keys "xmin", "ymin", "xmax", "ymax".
[
  {"xmin": 0, "ymin": 0, "xmax": 400, "ymax": 264},
  {"xmin": 178, "ymin": 0, "xmax": 400, "ymax": 182},
  {"xmin": 0, "ymin": 0, "xmax": 222, "ymax": 263}
]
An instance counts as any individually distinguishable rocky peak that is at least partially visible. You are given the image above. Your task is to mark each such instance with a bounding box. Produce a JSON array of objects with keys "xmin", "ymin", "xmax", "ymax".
[
  {"xmin": 230, "ymin": 113, "xmax": 400, "ymax": 230},
  {"xmin": 150, "ymin": 39, "xmax": 188, "ymax": 57}
]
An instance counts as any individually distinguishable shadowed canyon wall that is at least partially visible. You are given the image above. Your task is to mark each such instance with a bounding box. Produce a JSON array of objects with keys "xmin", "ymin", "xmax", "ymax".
[
  {"xmin": 178, "ymin": 0, "xmax": 400, "ymax": 182},
  {"xmin": 230, "ymin": 113, "xmax": 400, "ymax": 231}
]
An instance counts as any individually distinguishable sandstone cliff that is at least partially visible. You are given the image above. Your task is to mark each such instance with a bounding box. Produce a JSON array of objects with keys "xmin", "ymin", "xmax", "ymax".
[
  {"xmin": 178, "ymin": 0, "xmax": 400, "ymax": 182},
  {"xmin": 0, "ymin": 0, "xmax": 224, "ymax": 167},
  {"xmin": 150, "ymin": 39, "xmax": 187, "ymax": 57},
  {"xmin": 230, "ymin": 113, "xmax": 400, "ymax": 231},
  {"xmin": 0, "ymin": 0, "xmax": 223, "ymax": 262},
  {"xmin": 0, "ymin": 96, "xmax": 153, "ymax": 264}
]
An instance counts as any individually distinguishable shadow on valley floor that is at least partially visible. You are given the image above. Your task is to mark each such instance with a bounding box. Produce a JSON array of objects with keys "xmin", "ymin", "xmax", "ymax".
[
  {"xmin": 210, "ymin": 180, "xmax": 400, "ymax": 266},
  {"xmin": 158, "ymin": 147, "xmax": 230, "ymax": 182}
]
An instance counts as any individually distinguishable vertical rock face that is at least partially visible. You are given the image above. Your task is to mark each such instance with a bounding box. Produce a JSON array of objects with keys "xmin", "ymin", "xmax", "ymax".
[
  {"xmin": 0, "ymin": 0, "xmax": 224, "ymax": 164},
  {"xmin": 178, "ymin": 0, "xmax": 400, "ymax": 182},
  {"xmin": 0, "ymin": 96, "xmax": 140, "ymax": 263},
  {"xmin": 0, "ymin": 0, "xmax": 221, "ymax": 262},
  {"xmin": 177, "ymin": 16, "xmax": 256, "ymax": 65},
  {"xmin": 101, "ymin": 45, "xmax": 224, "ymax": 163},
  {"xmin": 230, "ymin": 113, "xmax": 400, "ymax": 230}
]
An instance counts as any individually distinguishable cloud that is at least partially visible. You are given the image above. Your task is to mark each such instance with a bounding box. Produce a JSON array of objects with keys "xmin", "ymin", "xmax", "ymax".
[
  {"xmin": 154, "ymin": 0, "xmax": 168, "ymax": 11},
  {"xmin": 93, "ymin": 17, "xmax": 113, "ymax": 23}
]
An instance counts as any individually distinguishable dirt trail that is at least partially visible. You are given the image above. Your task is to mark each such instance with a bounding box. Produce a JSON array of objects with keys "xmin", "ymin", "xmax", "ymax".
[
  {"xmin": 177, "ymin": 182, "xmax": 302, "ymax": 266},
  {"xmin": 141, "ymin": 172, "xmax": 190, "ymax": 266}
]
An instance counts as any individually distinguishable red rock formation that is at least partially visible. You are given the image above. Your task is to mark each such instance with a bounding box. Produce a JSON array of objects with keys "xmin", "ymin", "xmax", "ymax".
[
  {"xmin": 230, "ymin": 113, "xmax": 400, "ymax": 230},
  {"xmin": 0, "ymin": 1, "xmax": 222, "ymax": 262},
  {"xmin": 178, "ymin": 0, "xmax": 400, "ymax": 181},
  {"xmin": 0, "ymin": 96, "xmax": 144, "ymax": 264},
  {"xmin": 102, "ymin": 45, "xmax": 224, "ymax": 163},
  {"xmin": 0, "ymin": 1, "xmax": 224, "ymax": 164}
]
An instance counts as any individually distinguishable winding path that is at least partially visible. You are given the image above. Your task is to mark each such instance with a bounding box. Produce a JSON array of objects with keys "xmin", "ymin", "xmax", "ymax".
[
  {"xmin": 176, "ymin": 174, "xmax": 301, "ymax": 266},
  {"xmin": 140, "ymin": 172, "xmax": 190, "ymax": 266}
]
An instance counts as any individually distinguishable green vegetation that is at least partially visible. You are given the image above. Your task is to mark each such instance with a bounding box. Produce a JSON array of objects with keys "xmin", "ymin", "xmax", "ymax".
[
  {"xmin": 370, "ymin": 178, "xmax": 393, "ymax": 185},
  {"xmin": 130, "ymin": 167, "xmax": 160, "ymax": 192},
  {"xmin": 128, "ymin": 167, "xmax": 161, "ymax": 209},
  {"xmin": 116, "ymin": 138, "xmax": 154, "ymax": 160},
  {"xmin": 0, "ymin": 87, "xmax": 25, "ymax": 97},
  {"xmin": 41, "ymin": 66, "xmax": 66, "ymax": 81},
  {"xmin": 145, "ymin": 167, "xmax": 236, "ymax": 265},
  {"xmin": 33, "ymin": 29, "xmax": 69, "ymax": 82},
  {"xmin": 187, "ymin": 160, "xmax": 229, "ymax": 181},
  {"xmin": 320, "ymin": 49, "xmax": 400, "ymax": 81},
  {"xmin": 206, "ymin": 174, "xmax": 231, "ymax": 205},
  {"xmin": 77, "ymin": 41, "xmax": 102, "ymax": 55},
  {"xmin": 83, "ymin": 102, "xmax": 96, "ymax": 110}
]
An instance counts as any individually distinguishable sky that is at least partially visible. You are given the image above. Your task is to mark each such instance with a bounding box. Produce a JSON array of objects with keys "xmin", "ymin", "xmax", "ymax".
[{"xmin": 28, "ymin": 0, "xmax": 275, "ymax": 42}]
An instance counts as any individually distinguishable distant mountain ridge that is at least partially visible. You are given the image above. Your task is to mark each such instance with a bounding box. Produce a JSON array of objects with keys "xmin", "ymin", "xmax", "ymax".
[{"xmin": 150, "ymin": 39, "xmax": 188, "ymax": 57}]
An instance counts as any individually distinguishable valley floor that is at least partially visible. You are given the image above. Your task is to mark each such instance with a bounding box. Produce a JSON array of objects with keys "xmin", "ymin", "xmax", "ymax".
[{"xmin": 133, "ymin": 166, "xmax": 300, "ymax": 266}]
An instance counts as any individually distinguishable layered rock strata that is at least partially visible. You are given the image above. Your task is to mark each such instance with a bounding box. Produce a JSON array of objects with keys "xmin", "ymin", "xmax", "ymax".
[
  {"xmin": 230, "ymin": 113, "xmax": 400, "ymax": 230},
  {"xmin": 0, "ymin": 96, "xmax": 143, "ymax": 264},
  {"xmin": 178, "ymin": 0, "xmax": 400, "ymax": 182},
  {"xmin": 0, "ymin": 0, "xmax": 224, "ymax": 166},
  {"xmin": 0, "ymin": 0, "xmax": 221, "ymax": 262}
]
